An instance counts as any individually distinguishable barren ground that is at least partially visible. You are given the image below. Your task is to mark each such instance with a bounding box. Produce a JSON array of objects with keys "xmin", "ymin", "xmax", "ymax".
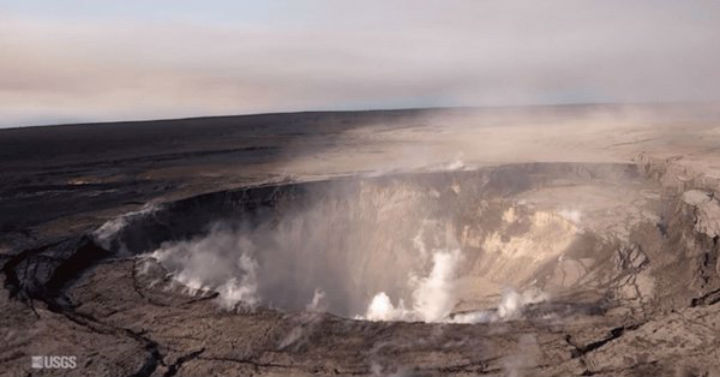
[{"xmin": 3, "ymin": 104, "xmax": 720, "ymax": 376}]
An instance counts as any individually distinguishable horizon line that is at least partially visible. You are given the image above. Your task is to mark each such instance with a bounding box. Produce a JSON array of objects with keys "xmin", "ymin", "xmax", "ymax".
[{"xmin": 3, "ymin": 100, "xmax": 718, "ymax": 132}]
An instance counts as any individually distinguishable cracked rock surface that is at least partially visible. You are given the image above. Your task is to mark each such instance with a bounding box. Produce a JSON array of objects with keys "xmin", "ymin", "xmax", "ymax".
[{"xmin": 3, "ymin": 105, "xmax": 720, "ymax": 376}]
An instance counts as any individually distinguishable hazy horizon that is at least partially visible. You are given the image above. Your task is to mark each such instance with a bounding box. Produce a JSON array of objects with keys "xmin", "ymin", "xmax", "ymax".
[{"xmin": 2, "ymin": 0, "xmax": 719, "ymax": 128}]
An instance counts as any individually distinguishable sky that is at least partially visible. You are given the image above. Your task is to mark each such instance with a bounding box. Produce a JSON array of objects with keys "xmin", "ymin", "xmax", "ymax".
[{"xmin": 1, "ymin": 0, "xmax": 719, "ymax": 127}]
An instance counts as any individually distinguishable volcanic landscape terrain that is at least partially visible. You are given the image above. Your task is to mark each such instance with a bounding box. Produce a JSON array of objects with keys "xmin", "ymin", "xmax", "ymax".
[{"xmin": 3, "ymin": 104, "xmax": 720, "ymax": 376}]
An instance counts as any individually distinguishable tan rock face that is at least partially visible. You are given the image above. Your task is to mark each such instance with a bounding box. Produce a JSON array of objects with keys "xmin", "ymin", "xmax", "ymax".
[{"xmin": 682, "ymin": 190, "xmax": 720, "ymax": 238}]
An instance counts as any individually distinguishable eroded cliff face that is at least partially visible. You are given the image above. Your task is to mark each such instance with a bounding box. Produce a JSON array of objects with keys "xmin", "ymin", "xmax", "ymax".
[
  {"xmin": 632, "ymin": 154, "xmax": 720, "ymax": 312},
  {"xmin": 2, "ymin": 157, "xmax": 720, "ymax": 377}
]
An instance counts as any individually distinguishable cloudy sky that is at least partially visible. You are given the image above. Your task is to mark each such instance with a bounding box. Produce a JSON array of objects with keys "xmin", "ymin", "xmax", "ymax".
[{"xmin": 1, "ymin": 0, "xmax": 719, "ymax": 127}]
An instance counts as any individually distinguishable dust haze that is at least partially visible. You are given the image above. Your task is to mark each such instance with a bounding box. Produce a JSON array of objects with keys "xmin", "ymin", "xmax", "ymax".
[{"xmin": 2, "ymin": 1, "xmax": 720, "ymax": 127}]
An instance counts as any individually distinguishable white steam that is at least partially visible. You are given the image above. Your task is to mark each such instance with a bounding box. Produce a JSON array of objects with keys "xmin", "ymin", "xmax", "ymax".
[
  {"xmin": 411, "ymin": 248, "xmax": 463, "ymax": 322},
  {"xmin": 93, "ymin": 204, "xmax": 159, "ymax": 250},
  {"xmin": 445, "ymin": 153, "xmax": 466, "ymax": 171},
  {"xmin": 306, "ymin": 289, "xmax": 328, "ymax": 312},
  {"xmin": 214, "ymin": 254, "xmax": 260, "ymax": 309},
  {"xmin": 497, "ymin": 288, "xmax": 547, "ymax": 319},
  {"xmin": 140, "ymin": 196, "xmax": 555, "ymax": 322},
  {"xmin": 360, "ymin": 248, "xmax": 462, "ymax": 322},
  {"xmin": 501, "ymin": 333, "xmax": 542, "ymax": 377},
  {"xmin": 557, "ymin": 209, "xmax": 582, "ymax": 224},
  {"xmin": 148, "ymin": 221, "xmax": 548, "ymax": 322},
  {"xmin": 151, "ymin": 229, "xmax": 259, "ymax": 309},
  {"xmin": 364, "ymin": 285, "xmax": 547, "ymax": 324},
  {"xmin": 359, "ymin": 248, "xmax": 547, "ymax": 323},
  {"xmin": 363, "ymin": 292, "xmax": 411, "ymax": 322},
  {"xmin": 451, "ymin": 288, "xmax": 548, "ymax": 324}
]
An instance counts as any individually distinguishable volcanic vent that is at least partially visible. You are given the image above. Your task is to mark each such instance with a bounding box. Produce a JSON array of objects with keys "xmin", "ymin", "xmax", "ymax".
[{"xmin": 100, "ymin": 162, "xmax": 663, "ymax": 323}]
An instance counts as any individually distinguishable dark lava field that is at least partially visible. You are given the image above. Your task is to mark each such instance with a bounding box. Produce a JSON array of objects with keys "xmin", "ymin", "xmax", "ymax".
[{"xmin": 3, "ymin": 105, "xmax": 720, "ymax": 376}]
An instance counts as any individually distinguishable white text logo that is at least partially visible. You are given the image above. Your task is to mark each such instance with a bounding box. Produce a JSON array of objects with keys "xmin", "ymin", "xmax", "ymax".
[{"xmin": 31, "ymin": 355, "xmax": 77, "ymax": 369}]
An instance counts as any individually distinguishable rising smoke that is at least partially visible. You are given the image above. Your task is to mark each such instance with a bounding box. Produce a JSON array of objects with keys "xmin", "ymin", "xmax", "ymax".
[
  {"xmin": 91, "ymin": 170, "xmax": 597, "ymax": 324},
  {"xmin": 142, "ymin": 218, "xmax": 549, "ymax": 323},
  {"xmin": 93, "ymin": 204, "xmax": 159, "ymax": 251},
  {"xmin": 361, "ymin": 248, "xmax": 463, "ymax": 322},
  {"xmin": 149, "ymin": 226, "xmax": 260, "ymax": 309}
]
